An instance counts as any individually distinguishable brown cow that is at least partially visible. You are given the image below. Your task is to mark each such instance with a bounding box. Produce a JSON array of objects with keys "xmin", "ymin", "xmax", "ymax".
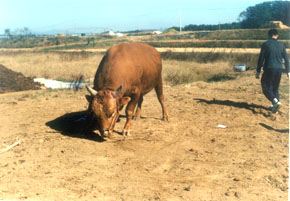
[{"xmin": 85, "ymin": 42, "xmax": 168, "ymax": 138}]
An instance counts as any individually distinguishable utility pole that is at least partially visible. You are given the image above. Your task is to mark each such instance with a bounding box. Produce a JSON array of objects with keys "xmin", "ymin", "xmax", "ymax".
[{"xmin": 179, "ymin": 8, "xmax": 182, "ymax": 32}]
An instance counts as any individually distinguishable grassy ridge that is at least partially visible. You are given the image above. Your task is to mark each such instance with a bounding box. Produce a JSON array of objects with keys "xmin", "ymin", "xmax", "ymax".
[
  {"xmin": 198, "ymin": 29, "xmax": 290, "ymax": 40},
  {"xmin": 1, "ymin": 28, "xmax": 289, "ymax": 49},
  {"xmin": 44, "ymin": 39, "xmax": 129, "ymax": 51},
  {"xmin": 148, "ymin": 40, "xmax": 290, "ymax": 48},
  {"xmin": 45, "ymin": 39, "xmax": 289, "ymax": 50},
  {"xmin": 153, "ymin": 29, "xmax": 290, "ymax": 40},
  {"xmin": 0, "ymin": 36, "xmax": 83, "ymax": 48},
  {"xmin": 0, "ymin": 35, "xmax": 123, "ymax": 48}
]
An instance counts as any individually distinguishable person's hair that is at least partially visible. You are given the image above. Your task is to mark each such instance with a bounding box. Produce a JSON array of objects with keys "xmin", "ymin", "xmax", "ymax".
[{"xmin": 268, "ymin": 29, "xmax": 279, "ymax": 37}]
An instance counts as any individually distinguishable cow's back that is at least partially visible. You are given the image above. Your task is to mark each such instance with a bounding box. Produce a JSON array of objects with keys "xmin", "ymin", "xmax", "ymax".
[{"xmin": 94, "ymin": 42, "xmax": 162, "ymax": 96}]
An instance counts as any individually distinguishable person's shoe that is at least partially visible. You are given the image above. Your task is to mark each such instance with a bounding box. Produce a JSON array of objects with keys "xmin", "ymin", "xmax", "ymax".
[
  {"xmin": 272, "ymin": 101, "xmax": 281, "ymax": 113},
  {"xmin": 268, "ymin": 105, "xmax": 273, "ymax": 111}
]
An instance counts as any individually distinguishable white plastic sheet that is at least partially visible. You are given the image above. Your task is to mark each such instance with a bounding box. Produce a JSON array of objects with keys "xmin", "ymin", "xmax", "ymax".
[{"xmin": 34, "ymin": 78, "xmax": 87, "ymax": 89}]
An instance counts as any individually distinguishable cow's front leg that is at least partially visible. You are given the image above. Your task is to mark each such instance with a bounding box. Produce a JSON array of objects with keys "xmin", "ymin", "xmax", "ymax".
[
  {"xmin": 123, "ymin": 97, "xmax": 139, "ymax": 136},
  {"xmin": 108, "ymin": 113, "xmax": 119, "ymax": 138},
  {"xmin": 133, "ymin": 95, "xmax": 143, "ymax": 120}
]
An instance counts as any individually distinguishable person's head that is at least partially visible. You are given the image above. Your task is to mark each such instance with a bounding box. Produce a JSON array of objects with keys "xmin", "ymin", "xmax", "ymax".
[{"xmin": 268, "ymin": 29, "xmax": 279, "ymax": 39}]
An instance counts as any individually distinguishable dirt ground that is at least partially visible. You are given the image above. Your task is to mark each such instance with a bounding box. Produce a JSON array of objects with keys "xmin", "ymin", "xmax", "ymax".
[{"xmin": 0, "ymin": 70, "xmax": 288, "ymax": 201}]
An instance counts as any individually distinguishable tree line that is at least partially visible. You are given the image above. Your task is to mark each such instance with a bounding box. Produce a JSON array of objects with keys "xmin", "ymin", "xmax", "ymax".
[
  {"xmin": 239, "ymin": 1, "xmax": 290, "ymax": 29},
  {"xmin": 170, "ymin": 1, "xmax": 290, "ymax": 31}
]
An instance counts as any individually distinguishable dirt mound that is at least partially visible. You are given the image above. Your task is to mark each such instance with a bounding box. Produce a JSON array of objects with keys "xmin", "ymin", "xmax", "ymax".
[{"xmin": 0, "ymin": 64, "xmax": 41, "ymax": 94}]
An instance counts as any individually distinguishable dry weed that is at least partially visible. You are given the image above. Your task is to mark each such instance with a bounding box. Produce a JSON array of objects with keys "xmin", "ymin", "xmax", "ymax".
[
  {"xmin": 0, "ymin": 51, "xmax": 235, "ymax": 86},
  {"xmin": 162, "ymin": 60, "xmax": 233, "ymax": 85},
  {"xmin": 0, "ymin": 52, "xmax": 103, "ymax": 81}
]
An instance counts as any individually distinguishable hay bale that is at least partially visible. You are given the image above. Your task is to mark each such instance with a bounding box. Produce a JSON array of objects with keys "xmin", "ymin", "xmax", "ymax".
[{"xmin": 270, "ymin": 21, "xmax": 290, "ymax": 29}]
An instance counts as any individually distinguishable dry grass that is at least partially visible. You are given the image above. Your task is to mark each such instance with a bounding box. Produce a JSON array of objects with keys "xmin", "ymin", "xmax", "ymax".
[
  {"xmin": 0, "ymin": 51, "xmax": 235, "ymax": 86},
  {"xmin": 162, "ymin": 60, "xmax": 233, "ymax": 85},
  {"xmin": 0, "ymin": 52, "xmax": 103, "ymax": 82}
]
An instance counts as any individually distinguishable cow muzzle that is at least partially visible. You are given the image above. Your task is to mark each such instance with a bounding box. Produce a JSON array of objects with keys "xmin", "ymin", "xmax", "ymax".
[
  {"xmin": 100, "ymin": 111, "xmax": 119, "ymax": 138},
  {"xmin": 100, "ymin": 129, "xmax": 112, "ymax": 138}
]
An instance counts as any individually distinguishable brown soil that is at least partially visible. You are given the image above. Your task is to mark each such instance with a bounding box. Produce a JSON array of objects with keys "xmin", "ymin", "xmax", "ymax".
[
  {"xmin": 0, "ymin": 71, "xmax": 288, "ymax": 201},
  {"xmin": 0, "ymin": 64, "xmax": 41, "ymax": 93}
]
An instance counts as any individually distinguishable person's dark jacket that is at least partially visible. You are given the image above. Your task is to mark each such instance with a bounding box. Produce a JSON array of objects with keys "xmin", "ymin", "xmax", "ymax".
[{"xmin": 257, "ymin": 38, "xmax": 290, "ymax": 73}]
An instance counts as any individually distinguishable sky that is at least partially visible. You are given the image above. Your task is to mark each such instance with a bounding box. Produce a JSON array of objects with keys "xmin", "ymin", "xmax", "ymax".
[{"xmin": 0, "ymin": 0, "xmax": 272, "ymax": 34}]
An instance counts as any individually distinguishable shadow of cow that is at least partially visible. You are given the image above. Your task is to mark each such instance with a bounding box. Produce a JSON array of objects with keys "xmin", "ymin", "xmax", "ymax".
[{"xmin": 45, "ymin": 111, "xmax": 105, "ymax": 142}]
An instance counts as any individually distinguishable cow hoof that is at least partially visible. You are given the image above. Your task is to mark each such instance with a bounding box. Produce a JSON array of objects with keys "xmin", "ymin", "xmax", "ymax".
[
  {"xmin": 162, "ymin": 116, "xmax": 169, "ymax": 121},
  {"xmin": 133, "ymin": 116, "xmax": 141, "ymax": 120},
  {"xmin": 101, "ymin": 130, "xmax": 113, "ymax": 138},
  {"xmin": 122, "ymin": 130, "xmax": 131, "ymax": 136}
]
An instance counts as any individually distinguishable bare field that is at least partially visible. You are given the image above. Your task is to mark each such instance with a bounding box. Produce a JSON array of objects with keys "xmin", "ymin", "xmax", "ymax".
[{"xmin": 0, "ymin": 51, "xmax": 289, "ymax": 201}]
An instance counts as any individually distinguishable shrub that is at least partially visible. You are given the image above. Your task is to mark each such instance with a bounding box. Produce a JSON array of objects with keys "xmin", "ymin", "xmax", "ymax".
[
  {"xmin": 164, "ymin": 71, "xmax": 194, "ymax": 85},
  {"xmin": 207, "ymin": 73, "xmax": 236, "ymax": 82}
]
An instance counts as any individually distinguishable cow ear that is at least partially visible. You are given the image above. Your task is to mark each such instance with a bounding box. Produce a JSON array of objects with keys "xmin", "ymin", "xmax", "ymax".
[
  {"xmin": 85, "ymin": 95, "xmax": 93, "ymax": 103},
  {"xmin": 119, "ymin": 97, "xmax": 131, "ymax": 106}
]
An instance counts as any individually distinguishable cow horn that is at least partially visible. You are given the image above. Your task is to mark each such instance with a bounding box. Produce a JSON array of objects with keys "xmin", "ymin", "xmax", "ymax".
[{"xmin": 86, "ymin": 85, "xmax": 98, "ymax": 96}]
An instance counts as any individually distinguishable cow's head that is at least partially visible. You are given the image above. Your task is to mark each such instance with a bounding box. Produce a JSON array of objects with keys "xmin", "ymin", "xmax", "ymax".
[{"xmin": 85, "ymin": 85, "xmax": 130, "ymax": 138}]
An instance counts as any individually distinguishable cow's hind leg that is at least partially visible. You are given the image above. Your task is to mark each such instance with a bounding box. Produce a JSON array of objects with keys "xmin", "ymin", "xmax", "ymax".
[
  {"xmin": 155, "ymin": 77, "xmax": 169, "ymax": 121},
  {"xmin": 133, "ymin": 95, "xmax": 143, "ymax": 120}
]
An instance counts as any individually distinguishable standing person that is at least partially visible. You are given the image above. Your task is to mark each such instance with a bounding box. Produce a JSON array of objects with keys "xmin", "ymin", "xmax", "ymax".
[{"xmin": 256, "ymin": 29, "xmax": 290, "ymax": 113}]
